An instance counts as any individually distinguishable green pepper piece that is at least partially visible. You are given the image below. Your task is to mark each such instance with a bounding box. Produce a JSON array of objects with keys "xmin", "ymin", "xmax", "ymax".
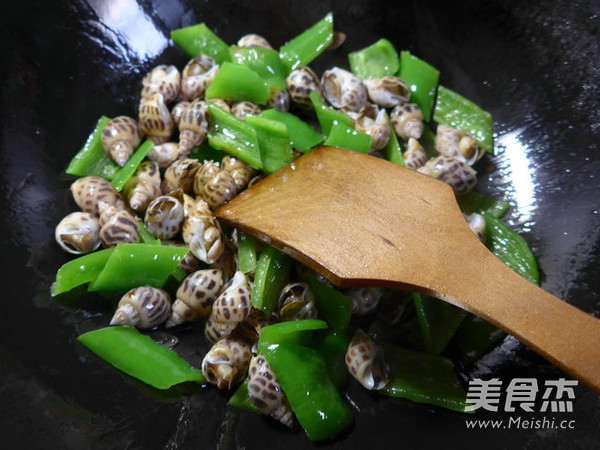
[
  {"xmin": 381, "ymin": 111, "xmax": 404, "ymax": 165},
  {"xmin": 309, "ymin": 90, "xmax": 354, "ymax": 136},
  {"xmin": 258, "ymin": 319, "xmax": 328, "ymax": 351},
  {"xmin": 78, "ymin": 326, "xmax": 205, "ymax": 389},
  {"xmin": 433, "ymin": 85, "xmax": 494, "ymax": 153},
  {"xmin": 170, "ymin": 23, "xmax": 231, "ymax": 64},
  {"xmin": 456, "ymin": 314, "xmax": 506, "ymax": 366},
  {"xmin": 259, "ymin": 109, "xmax": 324, "ymax": 152},
  {"xmin": 262, "ymin": 342, "xmax": 353, "ymax": 441},
  {"xmin": 315, "ymin": 328, "xmax": 352, "ymax": 389},
  {"xmin": 482, "ymin": 212, "xmax": 540, "ymax": 285},
  {"xmin": 229, "ymin": 46, "xmax": 287, "ymax": 90},
  {"xmin": 51, "ymin": 248, "xmax": 115, "ymax": 296},
  {"xmin": 237, "ymin": 231, "xmax": 258, "ymax": 274},
  {"xmin": 323, "ymin": 120, "xmax": 372, "ymax": 154},
  {"xmin": 457, "ymin": 191, "xmax": 510, "ymax": 219},
  {"xmin": 228, "ymin": 377, "xmax": 261, "ymax": 413},
  {"xmin": 245, "ymin": 115, "xmax": 295, "ymax": 173},
  {"xmin": 307, "ymin": 274, "xmax": 352, "ymax": 333},
  {"xmin": 413, "ymin": 293, "xmax": 468, "ymax": 355},
  {"xmin": 207, "ymin": 103, "xmax": 263, "ymax": 170},
  {"xmin": 89, "ymin": 243, "xmax": 190, "ymax": 292},
  {"xmin": 137, "ymin": 220, "xmax": 157, "ymax": 243},
  {"xmin": 110, "ymin": 140, "xmax": 154, "ymax": 192},
  {"xmin": 381, "ymin": 344, "xmax": 472, "ymax": 413},
  {"xmin": 348, "ymin": 38, "xmax": 399, "ymax": 80},
  {"xmin": 398, "ymin": 51, "xmax": 440, "ymax": 122},
  {"xmin": 279, "ymin": 12, "xmax": 334, "ymax": 73},
  {"xmin": 251, "ymin": 245, "xmax": 293, "ymax": 315},
  {"xmin": 205, "ymin": 62, "xmax": 270, "ymax": 105},
  {"xmin": 188, "ymin": 141, "xmax": 227, "ymax": 163},
  {"xmin": 65, "ymin": 116, "xmax": 120, "ymax": 179}
]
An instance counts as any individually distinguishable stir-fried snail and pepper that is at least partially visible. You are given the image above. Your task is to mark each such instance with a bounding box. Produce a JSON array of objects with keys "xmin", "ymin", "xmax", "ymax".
[{"xmin": 53, "ymin": 14, "xmax": 540, "ymax": 442}]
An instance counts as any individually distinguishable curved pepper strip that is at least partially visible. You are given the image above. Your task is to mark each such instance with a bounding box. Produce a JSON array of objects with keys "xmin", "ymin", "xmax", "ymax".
[
  {"xmin": 51, "ymin": 247, "xmax": 115, "ymax": 296},
  {"xmin": 348, "ymin": 38, "xmax": 399, "ymax": 80},
  {"xmin": 251, "ymin": 245, "xmax": 293, "ymax": 315},
  {"xmin": 78, "ymin": 326, "xmax": 205, "ymax": 389}
]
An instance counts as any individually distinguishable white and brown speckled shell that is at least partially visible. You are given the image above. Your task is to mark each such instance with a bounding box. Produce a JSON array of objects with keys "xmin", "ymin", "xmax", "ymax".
[
  {"xmin": 237, "ymin": 34, "xmax": 273, "ymax": 49},
  {"xmin": 278, "ymin": 282, "xmax": 318, "ymax": 321},
  {"xmin": 181, "ymin": 55, "xmax": 219, "ymax": 100},
  {"xmin": 146, "ymin": 142, "xmax": 180, "ymax": 170},
  {"xmin": 139, "ymin": 93, "xmax": 175, "ymax": 144},
  {"xmin": 99, "ymin": 208, "xmax": 140, "ymax": 247},
  {"xmin": 321, "ymin": 67, "xmax": 367, "ymax": 112},
  {"xmin": 178, "ymin": 100, "xmax": 209, "ymax": 156},
  {"xmin": 286, "ymin": 66, "xmax": 322, "ymax": 110},
  {"xmin": 435, "ymin": 124, "xmax": 482, "ymax": 165},
  {"xmin": 70, "ymin": 176, "xmax": 125, "ymax": 216},
  {"xmin": 123, "ymin": 161, "xmax": 161, "ymax": 212},
  {"xmin": 231, "ymin": 101, "xmax": 262, "ymax": 121},
  {"xmin": 162, "ymin": 158, "xmax": 200, "ymax": 194},
  {"xmin": 417, "ymin": 155, "xmax": 478, "ymax": 194},
  {"xmin": 464, "ymin": 212, "xmax": 487, "ymax": 244},
  {"xmin": 100, "ymin": 116, "xmax": 142, "ymax": 167},
  {"xmin": 211, "ymin": 271, "xmax": 252, "ymax": 325},
  {"xmin": 403, "ymin": 137, "xmax": 428, "ymax": 170},
  {"xmin": 204, "ymin": 315, "xmax": 237, "ymax": 343},
  {"xmin": 181, "ymin": 194, "xmax": 225, "ymax": 264},
  {"xmin": 354, "ymin": 106, "xmax": 391, "ymax": 150},
  {"xmin": 267, "ymin": 88, "xmax": 290, "ymax": 112},
  {"xmin": 144, "ymin": 195, "xmax": 185, "ymax": 239},
  {"xmin": 364, "ymin": 76, "xmax": 411, "ymax": 108},
  {"xmin": 110, "ymin": 286, "xmax": 171, "ymax": 329},
  {"xmin": 221, "ymin": 155, "xmax": 256, "ymax": 192},
  {"xmin": 208, "ymin": 98, "xmax": 231, "ymax": 113},
  {"xmin": 141, "ymin": 64, "xmax": 181, "ymax": 104},
  {"xmin": 55, "ymin": 212, "xmax": 101, "ymax": 255},
  {"xmin": 201, "ymin": 337, "xmax": 252, "ymax": 389},
  {"xmin": 201, "ymin": 170, "xmax": 239, "ymax": 210},
  {"xmin": 247, "ymin": 353, "xmax": 294, "ymax": 426},
  {"xmin": 166, "ymin": 269, "xmax": 226, "ymax": 326},
  {"xmin": 390, "ymin": 103, "xmax": 424, "ymax": 140},
  {"xmin": 345, "ymin": 329, "xmax": 389, "ymax": 390},
  {"xmin": 345, "ymin": 287, "xmax": 384, "ymax": 316}
]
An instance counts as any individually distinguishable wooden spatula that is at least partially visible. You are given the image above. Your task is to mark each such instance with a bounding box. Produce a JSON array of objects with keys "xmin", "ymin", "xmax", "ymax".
[{"xmin": 215, "ymin": 146, "xmax": 600, "ymax": 393}]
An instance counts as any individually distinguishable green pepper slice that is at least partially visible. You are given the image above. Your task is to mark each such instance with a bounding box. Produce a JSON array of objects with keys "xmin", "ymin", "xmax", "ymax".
[
  {"xmin": 110, "ymin": 140, "xmax": 154, "ymax": 192},
  {"xmin": 51, "ymin": 248, "xmax": 115, "ymax": 296},
  {"xmin": 205, "ymin": 62, "xmax": 270, "ymax": 104},
  {"xmin": 309, "ymin": 90, "xmax": 354, "ymax": 136},
  {"xmin": 398, "ymin": 51, "xmax": 440, "ymax": 122},
  {"xmin": 245, "ymin": 115, "xmax": 295, "ymax": 174},
  {"xmin": 259, "ymin": 109, "xmax": 324, "ymax": 152},
  {"xmin": 307, "ymin": 274, "xmax": 352, "ymax": 333},
  {"xmin": 323, "ymin": 120, "xmax": 372, "ymax": 154},
  {"xmin": 381, "ymin": 111, "xmax": 404, "ymax": 165},
  {"xmin": 170, "ymin": 23, "xmax": 231, "ymax": 64},
  {"xmin": 456, "ymin": 314, "xmax": 506, "ymax": 366},
  {"xmin": 65, "ymin": 116, "xmax": 120, "ymax": 179},
  {"xmin": 78, "ymin": 326, "xmax": 205, "ymax": 389},
  {"xmin": 457, "ymin": 191, "xmax": 510, "ymax": 219},
  {"xmin": 237, "ymin": 231, "xmax": 259, "ymax": 274},
  {"xmin": 89, "ymin": 243, "xmax": 189, "ymax": 292},
  {"xmin": 229, "ymin": 46, "xmax": 287, "ymax": 90},
  {"xmin": 348, "ymin": 38, "xmax": 399, "ymax": 80},
  {"xmin": 279, "ymin": 13, "xmax": 334, "ymax": 73},
  {"xmin": 315, "ymin": 328, "xmax": 352, "ymax": 389},
  {"xmin": 251, "ymin": 245, "xmax": 293, "ymax": 315}
]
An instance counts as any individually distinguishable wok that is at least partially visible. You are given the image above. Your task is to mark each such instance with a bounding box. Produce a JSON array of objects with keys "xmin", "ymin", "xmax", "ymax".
[{"xmin": 1, "ymin": 0, "xmax": 599, "ymax": 448}]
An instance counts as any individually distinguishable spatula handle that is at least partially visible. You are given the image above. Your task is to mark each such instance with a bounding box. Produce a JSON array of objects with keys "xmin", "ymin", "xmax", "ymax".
[{"xmin": 442, "ymin": 243, "xmax": 600, "ymax": 394}]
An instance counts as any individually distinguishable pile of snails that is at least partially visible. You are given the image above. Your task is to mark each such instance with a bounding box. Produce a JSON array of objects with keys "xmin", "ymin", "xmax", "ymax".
[{"xmin": 55, "ymin": 31, "xmax": 488, "ymax": 427}]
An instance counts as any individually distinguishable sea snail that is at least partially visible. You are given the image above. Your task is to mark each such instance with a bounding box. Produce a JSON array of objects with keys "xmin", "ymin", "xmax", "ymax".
[
  {"xmin": 110, "ymin": 286, "xmax": 172, "ymax": 329},
  {"xmin": 55, "ymin": 212, "xmax": 101, "ymax": 255},
  {"xmin": 70, "ymin": 176, "xmax": 125, "ymax": 216},
  {"xmin": 321, "ymin": 67, "xmax": 367, "ymax": 112},
  {"xmin": 100, "ymin": 116, "xmax": 142, "ymax": 167},
  {"xmin": 345, "ymin": 329, "xmax": 390, "ymax": 390},
  {"xmin": 201, "ymin": 337, "xmax": 252, "ymax": 389}
]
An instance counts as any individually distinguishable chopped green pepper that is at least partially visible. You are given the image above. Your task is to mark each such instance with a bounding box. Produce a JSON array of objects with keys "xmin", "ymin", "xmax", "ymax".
[
  {"xmin": 78, "ymin": 326, "xmax": 205, "ymax": 389},
  {"xmin": 259, "ymin": 109, "xmax": 324, "ymax": 152},
  {"xmin": 433, "ymin": 85, "xmax": 494, "ymax": 153},
  {"xmin": 398, "ymin": 51, "xmax": 440, "ymax": 122},
  {"xmin": 323, "ymin": 120, "xmax": 372, "ymax": 153},
  {"xmin": 229, "ymin": 46, "xmax": 287, "ymax": 90},
  {"xmin": 237, "ymin": 231, "xmax": 259, "ymax": 274},
  {"xmin": 207, "ymin": 102, "xmax": 263, "ymax": 170},
  {"xmin": 110, "ymin": 140, "xmax": 154, "ymax": 192},
  {"xmin": 348, "ymin": 38, "xmax": 399, "ymax": 80},
  {"xmin": 188, "ymin": 141, "xmax": 227, "ymax": 163},
  {"xmin": 456, "ymin": 314, "xmax": 506, "ymax": 366},
  {"xmin": 205, "ymin": 62, "xmax": 270, "ymax": 104},
  {"xmin": 51, "ymin": 248, "xmax": 115, "ymax": 296},
  {"xmin": 482, "ymin": 212, "xmax": 540, "ymax": 285},
  {"xmin": 251, "ymin": 245, "xmax": 293, "ymax": 315},
  {"xmin": 457, "ymin": 191, "xmax": 510, "ymax": 219},
  {"xmin": 381, "ymin": 111, "xmax": 404, "ymax": 165},
  {"xmin": 381, "ymin": 344, "xmax": 472, "ymax": 413},
  {"xmin": 258, "ymin": 319, "xmax": 328, "ymax": 350},
  {"xmin": 89, "ymin": 243, "xmax": 189, "ymax": 292},
  {"xmin": 170, "ymin": 23, "xmax": 231, "ymax": 64},
  {"xmin": 307, "ymin": 274, "xmax": 352, "ymax": 333},
  {"xmin": 310, "ymin": 90, "xmax": 354, "ymax": 136},
  {"xmin": 245, "ymin": 115, "xmax": 295, "ymax": 173},
  {"xmin": 279, "ymin": 13, "xmax": 334, "ymax": 73},
  {"xmin": 315, "ymin": 328, "xmax": 352, "ymax": 389},
  {"xmin": 65, "ymin": 116, "xmax": 120, "ymax": 179},
  {"xmin": 137, "ymin": 221, "xmax": 157, "ymax": 243},
  {"xmin": 228, "ymin": 377, "xmax": 261, "ymax": 413}
]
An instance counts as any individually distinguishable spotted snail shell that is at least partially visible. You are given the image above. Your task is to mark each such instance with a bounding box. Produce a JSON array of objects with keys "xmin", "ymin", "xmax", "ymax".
[
  {"xmin": 345, "ymin": 287, "xmax": 384, "ymax": 316},
  {"xmin": 123, "ymin": 161, "xmax": 161, "ymax": 212},
  {"xmin": 286, "ymin": 66, "xmax": 322, "ymax": 110},
  {"xmin": 364, "ymin": 76, "xmax": 411, "ymax": 108},
  {"xmin": 99, "ymin": 208, "xmax": 140, "ymax": 248},
  {"xmin": 144, "ymin": 195, "xmax": 185, "ymax": 240},
  {"xmin": 146, "ymin": 142, "xmax": 180, "ymax": 170},
  {"xmin": 417, "ymin": 155, "xmax": 478, "ymax": 194},
  {"xmin": 237, "ymin": 33, "xmax": 273, "ymax": 49},
  {"xmin": 197, "ymin": 167, "xmax": 238, "ymax": 211},
  {"xmin": 321, "ymin": 67, "xmax": 367, "ymax": 112},
  {"xmin": 345, "ymin": 329, "xmax": 390, "ymax": 390},
  {"xmin": 162, "ymin": 240, "xmax": 202, "ymax": 275},
  {"xmin": 201, "ymin": 337, "xmax": 252, "ymax": 389},
  {"xmin": 267, "ymin": 88, "xmax": 290, "ymax": 112},
  {"xmin": 278, "ymin": 282, "xmax": 318, "ymax": 321},
  {"xmin": 100, "ymin": 116, "xmax": 142, "ymax": 167},
  {"xmin": 110, "ymin": 286, "xmax": 171, "ymax": 329},
  {"xmin": 435, "ymin": 124, "xmax": 482, "ymax": 165},
  {"xmin": 70, "ymin": 176, "xmax": 125, "ymax": 216},
  {"xmin": 390, "ymin": 103, "xmax": 424, "ymax": 140},
  {"xmin": 403, "ymin": 138, "xmax": 427, "ymax": 170},
  {"xmin": 166, "ymin": 269, "xmax": 226, "ymax": 327},
  {"xmin": 208, "ymin": 98, "xmax": 231, "ymax": 113},
  {"xmin": 180, "ymin": 55, "xmax": 219, "ymax": 100},
  {"xmin": 221, "ymin": 155, "xmax": 256, "ymax": 192},
  {"xmin": 247, "ymin": 353, "xmax": 294, "ymax": 427},
  {"xmin": 353, "ymin": 105, "xmax": 391, "ymax": 151},
  {"xmin": 162, "ymin": 158, "xmax": 200, "ymax": 194},
  {"xmin": 141, "ymin": 64, "xmax": 181, "ymax": 104},
  {"xmin": 464, "ymin": 212, "xmax": 487, "ymax": 244},
  {"xmin": 55, "ymin": 212, "xmax": 101, "ymax": 255},
  {"xmin": 178, "ymin": 100, "xmax": 209, "ymax": 156},
  {"xmin": 231, "ymin": 101, "xmax": 262, "ymax": 121},
  {"xmin": 181, "ymin": 194, "xmax": 225, "ymax": 264},
  {"xmin": 139, "ymin": 93, "xmax": 175, "ymax": 144}
]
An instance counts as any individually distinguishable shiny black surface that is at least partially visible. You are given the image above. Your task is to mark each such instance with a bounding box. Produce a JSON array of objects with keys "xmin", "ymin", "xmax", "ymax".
[{"xmin": 1, "ymin": 0, "xmax": 599, "ymax": 448}]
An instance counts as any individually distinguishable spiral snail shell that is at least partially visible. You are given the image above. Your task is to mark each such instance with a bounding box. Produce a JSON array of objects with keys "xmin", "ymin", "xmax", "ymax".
[
  {"xmin": 70, "ymin": 176, "xmax": 125, "ymax": 216},
  {"xmin": 390, "ymin": 103, "xmax": 424, "ymax": 140},
  {"xmin": 144, "ymin": 194, "xmax": 185, "ymax": 240},
  {"xmin": 286, "ymin": 66, "xmax": 322, "ymax": 110},
  {"xmin": 55, "ymin": 212, "xmax": 101, "ymax": 255},
  {"xmin": 231, "ymin": 101, "xmax": 262, "ymax": 121},
  {"xmin": 435, "ymin": 124, "xmax": 482, "ymax": 165},
  {"xmin": 180, "ymin": 55, "xmax": 219, "ymax": 100},
  {"xmin": 201, "ymin": 337, "xmax": 252, "ymax": 389},
  {"xmin": 353, "ymin": 105, "xmax": 391, "ymax": 151},
  {"xmin": 146, "ymin": 142, "xmax": 180, "ymax": 170},
  {"xmin": 237, "ymin": 33, "xmax": 273, "ymax": 49},
  {"xmin": 403, "ymin": 137, "xmax": 428, "ymax": 170},
  {"xmin": 345, "ymin": 287, "xmax": 384, "ymax": 316},
  {"xmin": 141, "ymin": 64, "xmax": 180, "ymax": 104},
  {"xmin": 100, "ymin": 116, "xmax": 142, "ymax": 167},
  {"xmin": 278, "ymin": 282, "xmax": 318, "ymax": 321},
  {"xmin": 139, "ymin": 93, "xmax": 175, "ymax": 144},
  {"xmin": 321, "ymin": 67, "xmax": 367, "ymax": 112},
  {"xmin": 345, "ymin": 329, "xmax": 389, "ymax": 390},
  {"xmin": 110, "ymin": 286, "xmax": 172, "ymax": 329},
  {"xmin": 221, "ymin": 155, "xmax": 256, "ymax": 192},
  {"xmin": 123, "ymin": 161, "xmax": 161, "ymax": 212},
  {"xmin": 177, "ymin": 100, "xmax": 209, "ymax": 156},
  {"xmin": 364, "ymin": 76, "xmax": 411, "ymax": 108},
  {"xmin": 181, "ymin": 194, "xmax": 225, "ymax": 264},
  {"xmin": 162, "ymin": 158, "xmax": 200, "ymax": 194},
  {"xmin": 99, "ymin": 208, "xmax": 140, "ymax": 247},
  {"xmin": 417, "ymin": 155, "xmax": 478, "ymax": 194}
]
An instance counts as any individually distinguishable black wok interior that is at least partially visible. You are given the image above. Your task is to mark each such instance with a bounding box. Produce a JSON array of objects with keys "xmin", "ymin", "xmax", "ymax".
[{"xmin": 1, "ymin": 0, "xmax": 599, "ymax": 448}]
